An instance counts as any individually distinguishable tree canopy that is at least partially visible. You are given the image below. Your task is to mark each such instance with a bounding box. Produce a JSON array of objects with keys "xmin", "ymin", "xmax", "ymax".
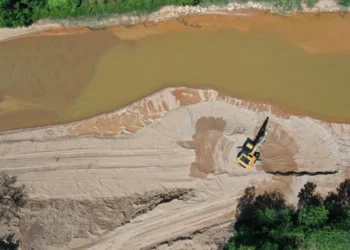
[
  {"xmin": 226, "ymin": 179, "xmax": 350, "ymax": 250},
  {"xmin": 0, "ymin": 0, "xmax": 326, "ymax": 28}
]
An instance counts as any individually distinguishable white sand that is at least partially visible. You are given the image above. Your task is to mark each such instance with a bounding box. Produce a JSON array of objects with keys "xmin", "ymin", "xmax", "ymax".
[{"xmin": 0, "ymin": 87, "xmax": 349, "ymax": 249}]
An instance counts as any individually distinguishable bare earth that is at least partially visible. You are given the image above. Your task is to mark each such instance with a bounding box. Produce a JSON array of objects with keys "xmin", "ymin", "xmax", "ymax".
[
  {"xmin": 0, "ymin": 87, "xmax": 349, "ymax": 250},
  {"xmin": 1, "ymin": 3, "xmax": 350, "ymax": 248}
]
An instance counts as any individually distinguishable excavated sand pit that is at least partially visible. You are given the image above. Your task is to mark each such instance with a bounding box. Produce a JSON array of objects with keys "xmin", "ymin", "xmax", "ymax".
[
  {"xmin": 188, "ymin": 117, "xmax": 231, "ymax": 178},
  {"xmin": 0, "ymin": 87, "xmax": 349, "ymax": 249},
  {"xmin": 261, "ymin": 125, "xmax": 299, "ymax": 172}
]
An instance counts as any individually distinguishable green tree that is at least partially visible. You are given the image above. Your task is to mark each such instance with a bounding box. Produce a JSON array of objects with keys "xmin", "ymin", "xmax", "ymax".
[
  {"xmin": 303, "ymin": 0, "xmax": 318, "ymax": 8},
  {"xmin": 229, "ymin": 187, "xmax": 298, "ymax": 250},
  {"xmin": 298, "ymin": 206, "xmax": 328, "ymax": 228},
  {"xmin": 1, "ymin": 0, "xmax": 329, "ymax": 28},
  {"xmin": 303, "ymin": 227, "xmax": 350, "ymax": 250},
  {"xmin": 339, "ymin": 0, "xmax": 350, "ymax": 7},
  {"xmin": 226, "ymin": 179, "xmax": 350, "ymax": 250},
  {"xmin": 0, "ymin": 0, "xmax": 35, "ymax": 27}
]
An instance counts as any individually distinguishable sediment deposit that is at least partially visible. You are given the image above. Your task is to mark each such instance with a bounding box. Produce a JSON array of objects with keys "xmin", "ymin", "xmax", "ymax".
[{"xmin": 0, "ymin": 87, "xmax": 349, "ymax": 249}]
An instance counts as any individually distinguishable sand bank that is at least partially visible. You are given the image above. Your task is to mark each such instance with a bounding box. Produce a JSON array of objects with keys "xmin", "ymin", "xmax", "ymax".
[{"xmin": 0, "ymin": 87, "xmax": 349, "ymax": 249}]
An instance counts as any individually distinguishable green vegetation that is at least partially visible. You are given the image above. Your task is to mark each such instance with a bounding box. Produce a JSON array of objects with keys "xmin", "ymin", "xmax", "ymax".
[
  {"xmin": 303, "ymin": 0, "xmax": 318, "ymax": 8},
  {"xmin": 339, "ymin": 0, "xmax": 350, "ymax": 7},
  {"xmin": 226, "ymin": 179, "xmax": 350, "ymax": 250},
  {"xmin": 0, "ymin": 0, "xmax": 323, "ymax": 28},
  {"xmin": 0, "ymin": 0, "xmax": 228, "ymax": 28}
]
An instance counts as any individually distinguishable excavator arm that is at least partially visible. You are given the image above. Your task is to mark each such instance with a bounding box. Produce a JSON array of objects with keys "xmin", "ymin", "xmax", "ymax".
[{"xmin": 236, "ymin": 117, "xmax": 270, "ymax": 169}]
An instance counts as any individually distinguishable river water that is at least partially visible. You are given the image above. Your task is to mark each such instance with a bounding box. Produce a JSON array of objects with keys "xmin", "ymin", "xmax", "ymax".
[{"xmin": 1, "ymin": 12, "xmax": 350, "ymax": 131}]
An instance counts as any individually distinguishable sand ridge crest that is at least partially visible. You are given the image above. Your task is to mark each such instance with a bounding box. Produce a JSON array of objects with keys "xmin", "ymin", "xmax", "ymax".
[{"xmin": 0, "ymin": 87, "xmax": 349, "ymax": 249}]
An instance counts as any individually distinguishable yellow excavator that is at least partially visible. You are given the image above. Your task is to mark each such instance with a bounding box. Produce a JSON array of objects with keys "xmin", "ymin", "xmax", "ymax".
[{"xmin": 236, "ymin": 117, "xmax": 270, "ymax": 169}]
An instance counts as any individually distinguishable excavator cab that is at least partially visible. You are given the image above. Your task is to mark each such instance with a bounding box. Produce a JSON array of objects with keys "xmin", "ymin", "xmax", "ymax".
[
  {"xmin": 237, "ymin": 117, "xmax": 270, "ymax": 169},
  {"xmin": 237, "ymin": 138, "xmax": 259, "ymax": 169}
]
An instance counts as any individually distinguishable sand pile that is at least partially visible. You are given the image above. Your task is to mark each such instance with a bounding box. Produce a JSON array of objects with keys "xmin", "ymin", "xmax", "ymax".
[
  {"xmin": 261, "ymin": 125, "xmax": 299, "ymax": 172},
  {"xmin": 0, "ymin": 87, "xmax": 349, "ymax": 249}
]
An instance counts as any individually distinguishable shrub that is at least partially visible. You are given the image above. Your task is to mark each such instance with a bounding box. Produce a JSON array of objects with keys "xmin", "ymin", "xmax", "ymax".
[
  {"xmin": 0, "ymin": 172, "xmax": 27, "ymax": 207},
  {"xmin": 226, "ymin": 179, "xmax": 350, "ymax": 250},
  {"xmin": 303, "ymin": 0, "xmax": 318, "ymax": 8},
  {"xmin": 0, "ymin": 0, "xmax": 324, "ymax": 28},
  {"xmin": 339, "ymin": 0, "xmax": 350, "ymax": 7}
]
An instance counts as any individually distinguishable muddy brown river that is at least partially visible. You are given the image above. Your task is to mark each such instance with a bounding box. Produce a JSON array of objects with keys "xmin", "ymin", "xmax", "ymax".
[{"xmin": 1, "ymin": 12, "xmax": 350, "ymax": 131}]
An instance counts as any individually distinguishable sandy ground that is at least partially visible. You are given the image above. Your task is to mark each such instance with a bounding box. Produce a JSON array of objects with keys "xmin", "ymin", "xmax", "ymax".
[
  {"xmin": 1, "ymin": 3, "xmax": 350, "ymax": 248},
  {"xmin": 0, "ymin": 24, "xmax": 63, "ymax": 44},
  {"xmin": 0, "ymin": 87, "xmax": 349, "ymax": 249}
]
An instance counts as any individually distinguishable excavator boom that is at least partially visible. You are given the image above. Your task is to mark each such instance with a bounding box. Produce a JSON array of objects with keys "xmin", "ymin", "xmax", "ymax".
[{"xmin": 253, "ymin": 117, "xmax": 269, "ymax": 144}]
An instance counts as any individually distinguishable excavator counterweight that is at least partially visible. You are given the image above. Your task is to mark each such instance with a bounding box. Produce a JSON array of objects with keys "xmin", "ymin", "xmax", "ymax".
[{"xmin": 236, "ymin": 117, "xmax": 270, "ymax": 169}]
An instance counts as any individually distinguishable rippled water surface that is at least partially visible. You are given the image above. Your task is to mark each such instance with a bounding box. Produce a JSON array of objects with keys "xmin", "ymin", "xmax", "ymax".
[{"xmin": 1, "ymin": 14, "xmax": 350, "ymax": 131}]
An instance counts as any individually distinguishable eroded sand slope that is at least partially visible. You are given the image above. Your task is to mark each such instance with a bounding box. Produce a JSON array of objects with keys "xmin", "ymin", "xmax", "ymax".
[{"xmin": 0, "ymin": 87, "xmax": 349, "ymax": 250}]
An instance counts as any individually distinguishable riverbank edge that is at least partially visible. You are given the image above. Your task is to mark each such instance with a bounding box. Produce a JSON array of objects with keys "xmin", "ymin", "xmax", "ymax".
[
  {"xmin": 1, "ymin": 87, "xmax": 348, "ymax": 138},
  {"xmin": 65, "ymin": 87, "xmax": 350, "ymax": 138},
  {"xmin": 0, "ymin": 0, "xmax": 349, "ymax": 44}
]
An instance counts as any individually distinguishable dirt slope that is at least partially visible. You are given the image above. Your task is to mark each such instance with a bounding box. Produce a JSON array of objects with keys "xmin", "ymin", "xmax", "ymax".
[{"xmin": 0, "ymin": 87, "xmax": 349, "ymax": 249}]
